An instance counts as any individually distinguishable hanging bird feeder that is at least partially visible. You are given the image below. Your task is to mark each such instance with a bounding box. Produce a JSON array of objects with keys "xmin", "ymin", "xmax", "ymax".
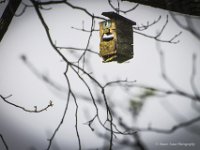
[{"xmin": 99, "ymin": 11, "xmax": 136, "ymax": 63}]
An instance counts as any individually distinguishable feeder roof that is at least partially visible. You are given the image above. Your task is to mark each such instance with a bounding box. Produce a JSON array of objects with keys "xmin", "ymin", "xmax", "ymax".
[{"xmin": 102, "ymin": 11, "xmax": 136, "ymax": 25}]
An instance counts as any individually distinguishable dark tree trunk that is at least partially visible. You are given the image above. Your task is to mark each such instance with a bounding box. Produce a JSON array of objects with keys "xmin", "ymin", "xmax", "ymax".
[
  {"xmin": 122, "ymin": 0, "xmax": 200, "ymax": 16},
  {"xmin": 0, "ymin": 0, "xmax": 22, "ymax": 43}
]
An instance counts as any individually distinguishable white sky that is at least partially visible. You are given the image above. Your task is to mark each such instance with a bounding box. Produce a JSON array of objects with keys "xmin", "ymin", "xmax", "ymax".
[{"xmin": 0, "ymin": 0, "xmax": 200, "ymax": 150}]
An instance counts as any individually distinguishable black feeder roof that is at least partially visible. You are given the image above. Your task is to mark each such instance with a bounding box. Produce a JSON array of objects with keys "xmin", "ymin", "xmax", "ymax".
[{"xmin": 102, "ymin": 11, "xmax": 136, "ymax": 25}]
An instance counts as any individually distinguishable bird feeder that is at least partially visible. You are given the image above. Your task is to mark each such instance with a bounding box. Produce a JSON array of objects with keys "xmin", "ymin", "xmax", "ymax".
[{"xmin": 99, "ymin": 12, "xmax": 136, "ymax": 63}]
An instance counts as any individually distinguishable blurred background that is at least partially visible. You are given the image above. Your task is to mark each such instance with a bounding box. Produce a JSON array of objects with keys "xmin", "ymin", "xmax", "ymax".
[{"xmin": 0, "ymin": 0, "xmax": 200, "ymax": 150}]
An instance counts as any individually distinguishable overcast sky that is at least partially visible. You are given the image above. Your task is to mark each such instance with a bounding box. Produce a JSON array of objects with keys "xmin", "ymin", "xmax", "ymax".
[{"xmin": 0, "ymin": 0, "xmax": 200, "ymax": 150}]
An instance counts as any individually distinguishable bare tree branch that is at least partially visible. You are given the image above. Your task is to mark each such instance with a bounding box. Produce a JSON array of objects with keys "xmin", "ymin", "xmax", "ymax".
[
  {"xmin": 122, "ymin": 0, "xmax": 200, "ymax": 16},
  {"xmin": 190, "ymin": 54, "xmax": 200, "ymax": 99},
  {"xmin": 0, "ymin": 134, "xmax": 8, "ymax": 150},
  {"xmin": 14, "ymin": 1, "xmax": 35, "ymax": 17},
  {"xmin": 31, "ymin": 0, "xmax": 105, "ymax": 20},
  {"xmin": 0, "ymin": 0, "xmax": 22, "ymax": 42},
  {"xmin": 135, "ymin": 15, "xmax": 182, "ymax": 44},
  {"xmin": 1, "ymin": 0, "xmax": 198, "ymax": 149},
  {"xmin": 156, "ymin": 43, "xmax": 200, "ymax": 102},
  {"xmin": 77, "ymin": 16, "xmax": 95, "ymax": 69},
  {"xmin": 71, "ymin": 26, "xmax": 99, "ymax": 33},
  {"xmin": 170, "ymin": 12, "xmax": 200, "ymax": 40},
  {"xmin": 46, "ymin": 66, "xmax": 71, "ymax": 150},
  {"xmin": 64, "ymin": 67, "xmax": 81, "ymax": 150},
  {"xmin": 108, "ymin": 0, "xmax": 139, "ymax": 14},
  {"xmin": 0, "ymin": 94, "xmax": 53, "ymax": 113},
  {"xmin": 161, "ymin": 100, "xmax": 200, "ymax": 136},
  {"xmin": 30, "ymin": 1, "xmax": 115, "ymax": 149},
  {"xmin": 20, "ymin": 55, "xmax": 67, "ymax": 92},
  {"xmin": 57, "ymin": 46, "xmax": 99, "ymax": 55},
  {"xmin": 72, "ymin": 15, "xmax": 182, "ymax": 44},
  {"xmin": 134, "ymin": 15, "xmax": 161, "ymax": 31},
  {"xmin": 119, "ymin": 115, "xmax": 200, "ymax": 134}
]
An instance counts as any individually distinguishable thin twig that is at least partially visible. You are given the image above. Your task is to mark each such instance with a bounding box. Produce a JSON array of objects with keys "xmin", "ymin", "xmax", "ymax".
[
  {"xmin": 46, "ymin": 65, "xmax": 71, "ymax": 150},
  {"xmin": 78, "ymin": 16, "xmax": 95, "ymax": 69},
  {"xmin": 108, "ymin": 0, "xmax": 139, "ymax": 14},
  {"xmin": 134, "ymin": 15, "xmax": 161, "ymax": 31},
  {"xmin": 135, "ymin": 15, "xmax": 182, "ymax": 44},
  {"xmin": 119, "ymin": 115, "xmax": 200, "ymax": 134},
  {"xmin": 170, "ymin": 12, "xmax": 200, "ymax": 40},
  {"xmin": 57, "ymin": 46, "xmax": 99, "ymax": 55},
  {"xmin": 32, "ymin": 0, "xmax": 105, "ymax": 20},
  {"xmin": 0, "ymin": 94, "xmax": 53, "ymax": 113},
  {"xmin": 72, "ymin": 15, "xmax": 181, "ymax": 44}
]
